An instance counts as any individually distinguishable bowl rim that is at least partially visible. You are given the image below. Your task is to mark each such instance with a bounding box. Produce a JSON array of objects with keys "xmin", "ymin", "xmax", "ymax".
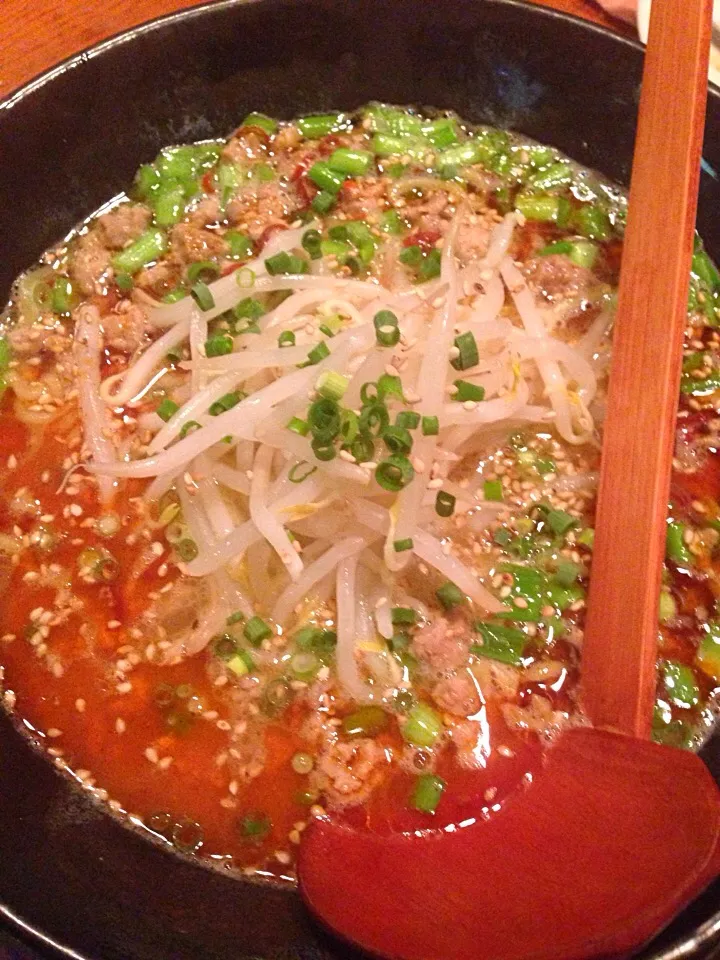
[
  {"xmin": 0, "ymin": 0, "xmax": 645, "ymax": 112},
  {"xmin": 0, "ymin": 2, "xmax": 717, "ymax": 958}
]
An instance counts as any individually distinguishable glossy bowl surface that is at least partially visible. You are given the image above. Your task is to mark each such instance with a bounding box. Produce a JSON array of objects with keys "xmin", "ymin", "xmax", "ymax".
[{"xmin": 1, "ymin": 1, "xmax": 720, "ymax": 957}]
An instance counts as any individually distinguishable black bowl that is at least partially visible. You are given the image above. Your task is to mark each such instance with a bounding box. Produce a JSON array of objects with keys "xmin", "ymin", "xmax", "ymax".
[{"xmin": 1, "ymin": 1, "xmax": 720, "ymax": 957}]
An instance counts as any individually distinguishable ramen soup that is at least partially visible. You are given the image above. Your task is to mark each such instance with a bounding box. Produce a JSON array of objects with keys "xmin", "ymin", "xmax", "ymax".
[{"xmin": 1, "ymin": 105, "xmax": 719, "ymax": 880}]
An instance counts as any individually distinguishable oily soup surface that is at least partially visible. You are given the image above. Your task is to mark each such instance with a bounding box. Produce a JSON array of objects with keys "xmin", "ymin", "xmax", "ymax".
[{"xmin": 1, "ymin": 105, "xmax": 719, "ymax": 879}]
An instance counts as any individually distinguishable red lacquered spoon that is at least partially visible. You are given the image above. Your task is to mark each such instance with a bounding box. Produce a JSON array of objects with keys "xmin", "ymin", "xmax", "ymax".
[{"xmin": 297, "ymin": 2, "xmax": 720, "ymax": 959}]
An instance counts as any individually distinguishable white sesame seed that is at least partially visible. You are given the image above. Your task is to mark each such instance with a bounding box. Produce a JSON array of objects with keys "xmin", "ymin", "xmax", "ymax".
[
  {"xmin": 145, "ymin": 747, "xmax": 159, "ymax": 764},
  {"xmin": 75, "ymin": 698, "xmax": 86, "ymax": 713},
  {"xmin": 69, "ymin": 504, "xmax": 83, "ymax": 517},
  {"xmin": 6, "ymin": 455, "xmax": 17, "ymax": 470},
  {"xmin": 157, "ymin": 756, "xmax": 173, "ymax": 771},
  {"xmin": 116, "ymin": 681, "xmax": 132, "ymax": 694},
  {"xmin": 107, "ymin": 620, "xmax": 121, "ymax": 630},
  {"xmin": 463, "ymin": 400, "xmax": 477, "ymax": 411},
  {"xmin": 151, "ymin": 541, "xmax": 164, "ymax": 557},
  {"xmin": 115, "ymin": 717, "xmax": 126, "ymax": 734},
  {"xmin": 46, "ymin": 728, "xmax": 63, "ymax": 738}
]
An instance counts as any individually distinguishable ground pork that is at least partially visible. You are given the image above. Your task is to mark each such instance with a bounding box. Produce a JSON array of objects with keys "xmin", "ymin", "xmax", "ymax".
[
  {"xmin": 101, "ymin": 301, "xmax": 149, "ymax": 353},
  {"xmin": 185, "ymin": 196, "xmax": 222, "ymax": 228},
  {"xmin": 412, "ymin": 616, "xmax": 472, "ymax": 674},
  {"xmin": 273, "ymin": 125, "xmax": 302, "ymax": 152},
  {"xmin": 226, "ymin": 182, "xmax": 297, "ymax": 240},
  {"xmin": 455, "ymin": 215, "xmax": 492, "ymax": 263},
  {"xmin": 227, "ymin": 716, "xmax": 267, "ymax": 784},
  {"xmin": 310, "ymin": 737, "xmax": 389, "ymax": 806},
  {"xmin": 97, "ymin": 203, "xmax": 151, "ymax": 249},
  {"xmin": 169, "ymin": 223, "xmax": 228, "ymax": 263},
  {"xmin": 135, "ymin": 260, "xmax": 180, "ymax": 295},
  {"xmin": 8, "ymin": 321, "xmax": 71, "ymax": 357},
  {"xmin": 522, "ymin": 253, "xmax": 595, "ymax": 302},
  {"xmin": 522, "ymin": 659, "xmax": 566, "ymax": 684},
  {"xmin": 68, "ymin": 232, "xmax": 111, "ymax": 295},
  {"xmin": 470, "ymin": 660, "xmax": 521, "ymax": 701},
  {"xmin": 403, "ymin": 190, "xmax": 450, "ymax": 237},
  {"xmin": 501, "ymin": 693, "xmax": 568, "ymax": 739},
  {"xmin": 338, "ymin": 177, "xmax": 387, "ymax": 220},
  {"xmin": 432, "ymin": 670, "xmax": 481, "ymax": 716},
  {"xmin": 449, "ymin": 719, "xmax": 485, "ymax": 769},
  {"xmin": 222, "ymin": 129, "xmax": 268, "ymax": 164}
]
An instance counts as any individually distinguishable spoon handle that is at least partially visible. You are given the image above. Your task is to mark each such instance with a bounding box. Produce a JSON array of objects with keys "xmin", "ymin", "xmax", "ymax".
[{"xmin": 582, "ymin": 0, "xmax": 713, "ymax": 737}]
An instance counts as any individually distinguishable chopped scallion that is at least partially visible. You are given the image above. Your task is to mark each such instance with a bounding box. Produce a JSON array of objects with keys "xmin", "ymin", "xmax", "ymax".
[
  {"xmin": 298, "ymin": 342, "xmax": 331, "ymax": 367},
  {"xmin": 190, "ymin": 281, "xmax": 215, "ymax": 312},
  {"xmin": 327, "ymin": 148, "xmax": 374, "ymax": 176},
  {"xmin": 546, "ymin": 509, "xmax": 577, "ymax": 536},
  {"xmin": 205, "ymin": 333, "xmax": 233, "ymax": 357},
  {"xmin": 400, "ymin": 244, "xmax": 423, "ymax": 267},
  {"xmin": 301, "ymin": 229, "xmax": 323, "ymax": 260},
  {"xmin": 287, "ymin": 417, "xmax": 310, "ymax": 436},
  {"xmin": 422, "ymin": 415, "xmax": 439, "ymax": 436},
  {"xmin": 297, "ymin": 113, "xmax": 346, "ymax": 138},
  {"xmin": 401, "ymin": 703, "xmax": 443, "ymax": 748},
  {"xmin": 483, "ymin": 479, "xmax": 504, "ymax": 502},
  {"xmin": 179, "ymin": 421, "xmax": 201, "ymax": 439},
  {"xmin": 315, "ymin": 370, "xmax": 349, "ymax": 401},
  {"xmin": 410, "ymin": 773, "xmax": 446, "ymax": 814},
  {"xmin": 307, "ymin": 161, "xmax": 346, "ymax": 194},
  {"xmin": 383, "ymin": 425, "xmax": 413, "ymax": 455},
  {"xmin": 311, "ymin": 191, "xmax": 336, "ymax": 214},
  {"xmin": 289, "ymin": 461, "xmax": 317, "ymax": 483},
  {"xmin": 156, "ymin": 398, "xmax": 179, "ymax": 422},
  {"xmin": 396, "ymin": 411, "xmax": 420, "ymax": 430},
  {"xmin": 436, "ymin": 580, "xmax": 464, "ymax": 609},
  {"xmin": 435, "ymin": 491, "xmax": 456, "ymax": 518},
  {"xmin": 186, "ymin": 260, "xmax": 220, "ymax": 285},
  {"xmin": 244, "ymin": 616, "xmax": 273, "ymax": 647},
  {"xmin": 453, "ymin": 380, "xmax": 485, "ymax": 402},
  {"xmin": 225, "ymin": 231, "xmax": 254, "ymax": 260},
  {"xmin": 241, "ymin": 112, "xmax": 277, "ymax": 135},
  {"xmin": 265, "ymin": 251, "xmax": 308, "ymax": 276},
  {"xmin": 209, "ymin": 391, "xmax": 243, "ymax": 416},
  {"xmin": 375, "ymin": 455, "xmax": 415, "ymax": 491},
  {"xmin": 418, "ymin": 249, "xmax": 442, "ymax": 281},
  {"xmin": 451, "ymin": 331, "xmax": 479, "ymax": 371},
  {"xmin": 392, "ymin": 607, "xmax": 417, "ymax": 625}
]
